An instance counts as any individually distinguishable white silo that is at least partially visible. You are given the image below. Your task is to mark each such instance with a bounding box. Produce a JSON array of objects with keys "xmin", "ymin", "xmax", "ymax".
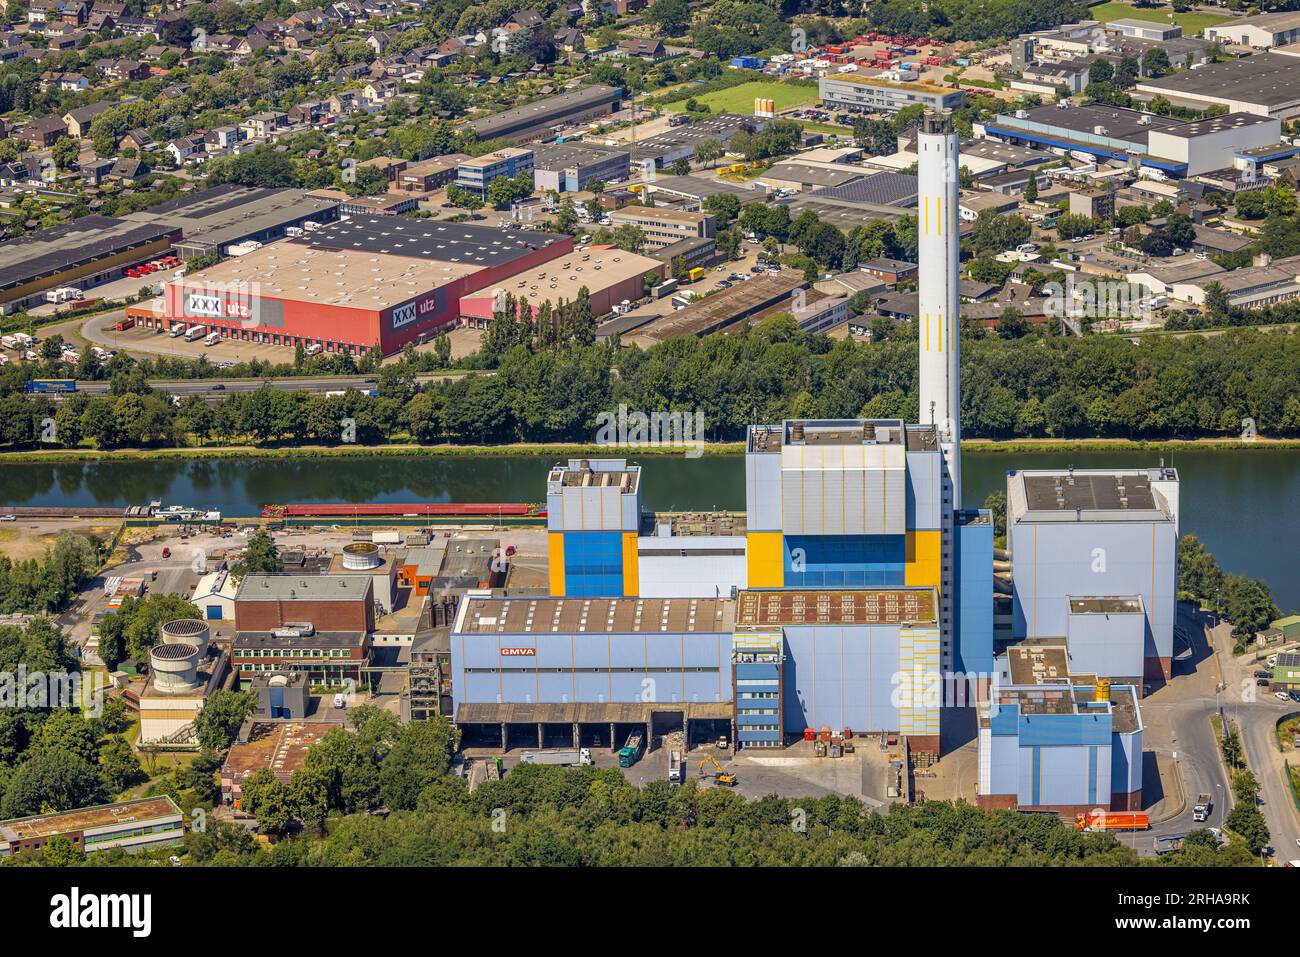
[
  {"xmin": 160, "ymin": 618, "xmax": 210, "ymax": 657},
  {"xmin": 149, "ymin": 643, "xmax": 201, "ymax": 693}
]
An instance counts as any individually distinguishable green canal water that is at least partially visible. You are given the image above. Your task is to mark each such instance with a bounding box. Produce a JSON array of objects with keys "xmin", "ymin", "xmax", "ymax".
[{"xmin": 1, "ymin": 448, "xmax": 1296, "ymax": 609}]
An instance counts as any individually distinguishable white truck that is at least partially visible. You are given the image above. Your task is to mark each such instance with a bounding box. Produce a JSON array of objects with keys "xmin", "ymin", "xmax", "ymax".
[
  {"xmin": 1, "ymin": 335, "xmax": 17, "ymax": 349},
  {"xmin": 169, "ymin": 323, "xmax": 187, "ymax": 338},
  {"xmin": 184, "ymin": 324, "xmax": 207, "ymax": 342},
  {"xmin": 203, "ymin": 332, "xmax": 220, "ymax": 347},
  {"xmin": 1192, "ymin": 794, "xmax": 1212, "ymax": 823},
  {"xmin": 304, "ymin": 342, "xmax": 323, "ymax": 356},
  {"xmin": 519, "ymin": 748, "xmax": 592, "ymax": 767},
  {"xmin": 668, "ymin": 749, "xmax": 683, "ymax": 784}
]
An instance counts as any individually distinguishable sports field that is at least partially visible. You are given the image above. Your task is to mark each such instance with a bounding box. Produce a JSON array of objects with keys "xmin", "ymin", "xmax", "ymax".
[
  {"xmin": 1085, "ymin": 1, "xmax": 1230, "ymax": 36},
  {"xmin": 664, "ymin": 80, "xmax": 821, "ymax": 114}
]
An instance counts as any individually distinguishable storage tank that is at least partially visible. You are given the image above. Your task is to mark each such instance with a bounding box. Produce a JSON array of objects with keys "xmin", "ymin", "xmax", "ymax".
[
  {"xmin": 149, "ymin": 643, "xmax": 200, "ymax": 693},
  {"xmin": 343, "ymin": 541, "xmax": 383, "ymax": 570},
  {"xmin": 160, "ymin": 618, "xmax": 210, "ymax": 657}
]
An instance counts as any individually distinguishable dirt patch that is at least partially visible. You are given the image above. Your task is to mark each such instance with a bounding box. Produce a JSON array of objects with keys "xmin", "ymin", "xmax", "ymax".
[{"xmin": 0, "ymin": 522, "xmax": 121, "ymax": 562}]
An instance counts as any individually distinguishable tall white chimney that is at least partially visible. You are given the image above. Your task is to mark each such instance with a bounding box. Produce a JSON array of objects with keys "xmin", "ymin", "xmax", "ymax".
[
  {"xmin": 917, "ymin": 109, "xmax": 962, "ymax": 673},
  {"xmin": 916, "ymin": 108, "xmax": 962, "ymax": 508}
]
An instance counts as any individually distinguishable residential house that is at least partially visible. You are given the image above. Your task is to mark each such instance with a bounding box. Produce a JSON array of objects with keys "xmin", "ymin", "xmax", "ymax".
[
  {"xmin": 362, "ymin": 78, "xmax": 398, "ymax": 103},
  {"xmin": 617, "ymin": 38, "xmax": 666, "ymax": 61},
  {"xmin": 62, "ymin": 101, "xmax": 114, "ymax": 138},
  {"xmin": 287, "ymin": 101, "xmax": 325, "ymax": 126},
  {"xmin": 204, "ymin": 126, "xmax": 242, "ymax": 150},
  {"xmin": 235, "ymin": 33, "xmax": 272, "ymax": 58},
  {"xmin": 119, "ymin": 128, "xmax": 156, "ymax": 151},
  {"xmin": 328, "ymin": 91, "xmax": 358, "ymax": 115},
  {"xmin": 115, "ymin": 16, "xmax": 159, "ymax": 37},
  {"xmin": 165, "ymin": 135, "xmax": 202, "ymax": 164},
  {"xmin": 241, "ymin": 111, "xmax": 287, "ymax": 139},
  {"xmin": 27, "ymin": 0, "xmax": 62, "ymax": 25},
  {"xmin": 18, "ymin": 117, "xmax": 67, "ymax": 148}
]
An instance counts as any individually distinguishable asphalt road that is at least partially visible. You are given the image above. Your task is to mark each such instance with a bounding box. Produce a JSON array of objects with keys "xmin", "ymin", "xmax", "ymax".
[
  {"xmin": 69, "ymin": 372, "xmax": 475, "ymax": 402},
  {"xmin": 1213, "ymin": 616, "xmax": 1300, "ymax": 861}
]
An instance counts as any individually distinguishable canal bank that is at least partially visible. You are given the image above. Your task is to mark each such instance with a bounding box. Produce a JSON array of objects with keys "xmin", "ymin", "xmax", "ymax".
[{"xmin": 1, "ymin": 445, "xmax": 1297, "ymax": 608}]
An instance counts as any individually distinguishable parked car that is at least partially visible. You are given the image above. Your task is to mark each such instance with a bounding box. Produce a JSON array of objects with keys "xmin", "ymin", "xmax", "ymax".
[
  {"xmin": 1258, "ymin": 678, "xmax": 1270, "ymax": 687},
  {"xmin": 1255, "ymin": 670, "xmax": 1272, "ymax": 679},
  {"xmin": 1275, "ymin": 692, "xmax": 1290, "ymax": 701}
]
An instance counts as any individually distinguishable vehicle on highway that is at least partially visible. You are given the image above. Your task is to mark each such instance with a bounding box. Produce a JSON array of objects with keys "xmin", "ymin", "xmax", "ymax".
[
  {"xmin": 0, "ymin": 515, "xmax": 14, "ymax": 522},
  {"xmin": 212, "ymin": 383, "xmax": 226, "ymax": 391},
  {"xmin": 1193, "ymin": 794, "xmax": 1212, "ymax": 823}
]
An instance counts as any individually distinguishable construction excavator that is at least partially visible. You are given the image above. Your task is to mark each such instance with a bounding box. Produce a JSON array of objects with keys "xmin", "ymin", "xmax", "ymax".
[{"xmin": 699, "ymin": 753, "xmax": 737, "ymax": 787}]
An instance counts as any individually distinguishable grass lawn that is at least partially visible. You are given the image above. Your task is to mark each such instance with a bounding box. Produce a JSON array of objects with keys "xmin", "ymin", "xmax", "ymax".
[
  {"xmin": 663, "ymin": 80, "xmax": 819, "ymax": 115},
  {"xmin": 1086, "ymin": 1, "xmax": 1231, "ymax": 36}
]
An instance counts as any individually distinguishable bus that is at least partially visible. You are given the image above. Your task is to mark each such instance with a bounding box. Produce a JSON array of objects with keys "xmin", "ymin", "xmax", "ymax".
[{"xmin": 26, "ymin": 379, "xmax": 77, "ymax": 393}]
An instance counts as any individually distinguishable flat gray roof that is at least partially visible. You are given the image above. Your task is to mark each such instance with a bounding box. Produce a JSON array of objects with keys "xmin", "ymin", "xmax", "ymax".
[
  {"xmin": 1009, "ymin": 468, "xmax": 1178, "ymax": 523},
  {"xmin": 130, "ymin": 185, "xmax": 340, "ymax": 251},
  {"xmin": 0, "ymin": 215, "xmax": 177, "ymax": 293},
  {"xmin": 235, "ymin": 575, "xmax": 372, "ymax": 601},
  {"xmin": 1136, "ymin": 53, "xmax": 1300, "ymax": 108}
]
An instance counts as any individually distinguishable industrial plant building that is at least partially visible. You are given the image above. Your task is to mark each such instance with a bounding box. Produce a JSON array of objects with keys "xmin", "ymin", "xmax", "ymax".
[
  {"xmin": 437, "ymin": 110, "xmax": 1144, "ymax": 785},
  {"xmin": 231, "ymin": 574, "xmax": 375, "ymax": 684},
  {"xmin": 1005, "ymin": 468, "xmax": 1180, "ymax": 683},
  {"xmin": 978, "ymin": 644, "xmax": 1143, "ymax": 814}
]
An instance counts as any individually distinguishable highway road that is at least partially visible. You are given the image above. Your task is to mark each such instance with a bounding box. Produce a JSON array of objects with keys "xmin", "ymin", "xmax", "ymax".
[
  {"xmin": 1212, "ymin": 614, "xmax": 1300, "ymax": 862},
  {"xmin": 1140, "ymin": 604, "xmax": 1232, "ymax": 853},
  {"xmin": 71, "ymin": 373, "xmax": 476, "ymax": 401}
]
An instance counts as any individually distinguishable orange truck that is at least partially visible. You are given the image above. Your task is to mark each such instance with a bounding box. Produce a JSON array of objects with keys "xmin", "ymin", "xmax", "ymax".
[{"xmin": 1074, "ymin": 811, "xmax": 1149, "ymax": 832}]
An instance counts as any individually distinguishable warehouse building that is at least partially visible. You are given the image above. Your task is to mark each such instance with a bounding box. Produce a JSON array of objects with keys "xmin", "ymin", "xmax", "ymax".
[
  {"xmin": 0, "ymin": 797, "xmax": 184, "ymax": 859},
  {"xmin": 455, "ymin": 147, "xmax": 535, "ymax": 198},
  {"xmin": 1133, "ymin": 52, "xmax": 1300, "ymax": 120},
  {"xmin": 606, "ymin": 206, "xmax": 714, "ymax": 248},
  {"xmin": 532, "ymin": 142, "xmax": 630, "ymax": 193},
  {"xmin": 398, "ymin": 153, "xmax": 469, "ymax": 192},
  {"xmin": 1204, "ymin": 11, "xmax": 1300, "ymax": 49},
  {"xmin": 983, "ymin": 102, "xmax": 1282, "ymax": 175},
  {"xmin": 467, "ymin": 84, "xmax": 623, "ymax": 143},
  {"xmin": 1106, "ymin": 18, "xmax": 1181, "ymax": 42},
  {"xmin": 640, "ymin": 173, "xmax": 766, "ymax": 209},
  {"xmin": 1006, "ymin": 468, "xmax": 1179, "ymax": 683},
  {"xmin": 819, "ymin": 73, "xmax": 965, "ymax": 115},
  {"xmin": 459, "ymin": 246, "xmax": 664, "ymax": 328},
  {"xmin": 978, "ymin": 644, "xmax": 1143, "ymax": 814},
  {"xmin": 0, "ymin": 214, "xmax": 179, "ymax": 313},
  {"xmin": 126, "ymin": 184, "xmax": 341, "ymax": 261},
  {"xmin": 162, "ymin": 217, "xmax": 574, "ymax": 354}
]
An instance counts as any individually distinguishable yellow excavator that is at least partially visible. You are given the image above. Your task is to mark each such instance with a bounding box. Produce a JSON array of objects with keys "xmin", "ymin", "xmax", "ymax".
[{"xmin": 699, "ymin": 754, "xmax": 737, "ymax": 787}]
